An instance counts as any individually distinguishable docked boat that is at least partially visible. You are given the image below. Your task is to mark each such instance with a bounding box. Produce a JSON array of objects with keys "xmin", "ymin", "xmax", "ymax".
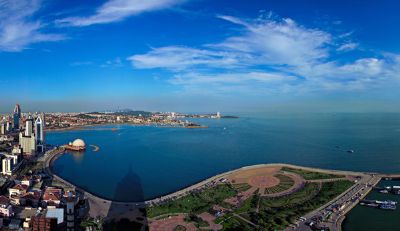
[
  {"xmin": 380, "ymin": 204, "xmax": 396, "ymax": 210},
  {"xmin": 360, "ymin": 202, "xmax": 379, "ymax": 207},
  {"xmin": 376, "ymin": 200, "xmax": 397, "ymax": 205}
]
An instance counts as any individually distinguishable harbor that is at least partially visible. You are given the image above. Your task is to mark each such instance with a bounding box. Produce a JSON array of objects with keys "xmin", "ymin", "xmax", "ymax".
[
  {"xmin": 343, "ymin": 179, "xmax": 400, "ymax": 230},
  {"xmin": 359, "ymin": 199, "xmax": 397, "ymax": 210}
]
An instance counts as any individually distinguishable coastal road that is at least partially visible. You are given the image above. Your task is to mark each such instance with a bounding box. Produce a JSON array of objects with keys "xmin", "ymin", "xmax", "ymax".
[
  {"xmin": 294, "ymin": 174, "xmax": 381, "ymax": 231},
  {"xmin": 42, "ymin": 157, "xmax": 388, "ymax": 229}
]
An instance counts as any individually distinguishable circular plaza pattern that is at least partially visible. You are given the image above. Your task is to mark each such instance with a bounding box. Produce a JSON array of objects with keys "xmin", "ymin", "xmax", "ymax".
[
  {"xmin": 248, "ymin": 175, "xmax": 280, "ymax": 188},
  {"xmin": 227, "ymin": 166, "xmax": 305, "ymax": 198}
]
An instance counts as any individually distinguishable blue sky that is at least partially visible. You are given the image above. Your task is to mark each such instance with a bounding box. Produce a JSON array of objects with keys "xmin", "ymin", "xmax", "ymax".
[{"xmin": 1, "ymin": 0, "xmax": 400, "ymax": 113}]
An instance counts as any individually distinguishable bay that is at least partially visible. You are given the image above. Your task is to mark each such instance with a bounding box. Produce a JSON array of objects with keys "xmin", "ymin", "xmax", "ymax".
[{"xmin": 48, "ymin": 113, "xmax": 400, "ymax": 201}]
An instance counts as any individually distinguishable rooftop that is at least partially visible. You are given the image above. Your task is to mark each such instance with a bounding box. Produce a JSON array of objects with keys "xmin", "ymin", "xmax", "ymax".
[{"xmin": 46, "ymin": 208, "xmax": 64, "ymax": 224}]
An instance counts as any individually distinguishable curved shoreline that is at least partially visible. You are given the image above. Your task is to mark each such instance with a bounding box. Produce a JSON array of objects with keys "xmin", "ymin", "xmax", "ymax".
[
  {"xmin": 46, "ymin": 148, "xmax": 392, "ymax": 204},
  {"xmin": 45, "ymin": 149, "xmax": 400, "ymax": 227}
]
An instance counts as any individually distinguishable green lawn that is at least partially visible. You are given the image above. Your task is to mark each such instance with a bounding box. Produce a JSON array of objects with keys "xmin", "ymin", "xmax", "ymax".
[
  {"xmin": 219, "ymin": 215, "xmax": 254, "ymax": 231},
  {"xmin": 16, "ymin": 161, "xmax": 44, "ymax": 175},
  {"xmin": 231, "ymin": 183, "xmax": 252, "ymax": 192},
  {"xmin": 222, "ymin": 180, "xmax": 354, "ymax": 231},
  {"xmin": 147, "ymin": 172, "xmax": 353, "ymax": 231},
  {"xmin": 234, "ymin": 194, "xmax": 259, "ymax": 214},
  {"xmin": 262, "ymin": 182, "xmax": 320, "ymax": 208},
  {"xmin": 147, "ymin": 184, "xmax": 237, "ymax": 218},
  {"xmin": 282, "ymin": 167, "xmax": 345, "ymax": 180},
  {"xmin": 264, "ymin": 174, "xmax": 295, "ymax": 194}
]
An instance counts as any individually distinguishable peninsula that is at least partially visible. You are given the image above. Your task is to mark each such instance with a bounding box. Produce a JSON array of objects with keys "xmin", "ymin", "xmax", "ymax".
[{"xmin": 44, "ymin": 110, "xmax": 229, "ymax": 131}]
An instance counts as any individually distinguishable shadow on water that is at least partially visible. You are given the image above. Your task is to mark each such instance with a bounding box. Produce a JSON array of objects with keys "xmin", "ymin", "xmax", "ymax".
[{"xmin": 103, "ymin": 165, "xmax": 149, "ymax": 231}]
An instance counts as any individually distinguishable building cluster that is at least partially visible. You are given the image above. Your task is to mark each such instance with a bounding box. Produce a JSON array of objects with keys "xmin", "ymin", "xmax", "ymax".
[
  {"xmin": 1, "ymin": 176, "xmax": 84, "ymax": 231},
  {"xmin": 0, "ymin": 104, "xmax": 88, "ymax": 230},
  {"xmin": 44, "ymin": 112, "xmax": 186, "ymax": 130},
  {"xmin": 0, "ymin": 105, "xmax": 225, "ymax": 230},
  {"xmin": 0, "ymin": 104, "xmax": 45, "ymax": 176},
  {"xmin": 42, "ymin": 111, "xmax": 223, "ymax": 131}
]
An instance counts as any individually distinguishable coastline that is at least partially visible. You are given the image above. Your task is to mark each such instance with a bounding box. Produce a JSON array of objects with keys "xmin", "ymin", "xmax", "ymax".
[
  {"xmin": 44, "ymin": 148, "xmax": 400, "ymax": 227},
  {"xmin": 45, "ymin": 122, "xmax": 208, "ymax": 132},
  {"xmin": 45, "ymin": 147, "xmax": 387, "ymax": 204},
  {"xmin": 45, "ymin": 124, "xmax": 105, "ymax": 132}
]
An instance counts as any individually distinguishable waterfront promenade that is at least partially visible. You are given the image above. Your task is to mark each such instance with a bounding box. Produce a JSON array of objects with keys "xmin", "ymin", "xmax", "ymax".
[
  {"xmin": 43, "ymin": 148, "xmax": 399, "ymax": 230},
  {"xmin": 293, "ymin": 172, "xmax": 381, "ymax": 231},
  {"xmin": 294, "ymin": 173, "xmax": 400, "ymax": 231}
]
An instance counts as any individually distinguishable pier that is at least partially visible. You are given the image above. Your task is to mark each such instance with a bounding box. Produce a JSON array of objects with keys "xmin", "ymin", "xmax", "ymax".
[{"xmin": 90, "ymin": 144, "xmax": 100, "ymax": 152}]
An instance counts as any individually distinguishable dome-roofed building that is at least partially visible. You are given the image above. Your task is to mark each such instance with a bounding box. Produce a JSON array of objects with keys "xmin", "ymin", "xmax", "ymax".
[
  {"xmin": 72, "ymin": 139, "xmax": 85, "ymax": 148},
  {"xmin": 65, "ymin": 139, "xmax": 86, "ymax": 151}
]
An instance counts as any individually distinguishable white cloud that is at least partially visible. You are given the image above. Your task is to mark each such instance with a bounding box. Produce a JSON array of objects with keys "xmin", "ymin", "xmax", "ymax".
[
  {"xmin": 337, "ymin": 42, "xmax": 358, "ymax": 52},
  {"xmin": 168, "ymin": 71, "xmax": 299, "ymax": 96},
  {"xmin": 339, "ymin": 58, "xmax": 383, "ymax": 76},
  {"xmin": 214, "ymin": 15, "xmax": 332, "ymax": 67},
  {"xmin": 170, "ymin": 72, "xmax": 297, "ymax": 85},
  {"xmin": 128, "ymin": 46, "xmax": 245, "ymax": 70},
  {"xmin": 128, "ymin": 14, "xmax": 400, "ymax": 94},
  {"xmin": 101, "ymin": 57, "xmax": 124, "ymax": 68},
  {"xmin": 57, "ymin": 0, "xmax": 184, "ymax": 27},
  {"xmin": 0, "ymin": 0, "xmax": 65, "ymax": 52},
  {"xmin": 129, "ymin": 15, "xmax": 334, "ymax": 72}
]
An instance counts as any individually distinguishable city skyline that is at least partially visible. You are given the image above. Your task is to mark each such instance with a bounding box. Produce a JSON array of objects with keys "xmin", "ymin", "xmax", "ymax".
[{"xmin": 1, "ymin": 0, "xmax": 400, "ymax": 113}]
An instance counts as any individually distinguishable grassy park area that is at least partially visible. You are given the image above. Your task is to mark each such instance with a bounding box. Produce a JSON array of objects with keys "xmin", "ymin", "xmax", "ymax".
[
  {"xmin": 220, "ymin": 180, "xmax": 354, "ymax": 230},
  {"xmin": 147, "ymin": 165, "xmax": 354, "ymax": 231},
  {"xmin": 147, "ymin": 184, "xmax": 237, "ymax": 218},
  {"xmin": 231, "ymin": 183, "xmax": 252, "ymax": 192},
  {"xmin": 282, "ymin": 167, "xmax": 345, "ymax": 180},
  {"xmin": 264, "ymin": 174, "xmax": 295, "ymax": 194}
]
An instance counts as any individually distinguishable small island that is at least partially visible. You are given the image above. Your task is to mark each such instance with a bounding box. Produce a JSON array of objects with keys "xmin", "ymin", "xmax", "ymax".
[
  {"xmin": 185, "ymin": 123, "xmax": 208, "ymax": 129},
  {"xmin": 221, "ymin": 115, "xmax": 239, "ymax": 119}
]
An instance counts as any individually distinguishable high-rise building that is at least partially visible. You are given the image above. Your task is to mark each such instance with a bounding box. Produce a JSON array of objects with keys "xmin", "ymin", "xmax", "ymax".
[
  {"xmin": 0, "ymin": 123, "xmax": 6, "ymax": 135},
  {"xmin": 19, "ymin": 113, "xmax": 40, "ymax": 156},
  {"xmin": 1, "ymin": 157, "xmax": 12, "ymax": 176},
  {"xmin": 19, "ymin": 132, "xmax": 36, "ymax": 156},
  {"xmin": 6, "ymin": 121, "xmax": 11, "ymax": 132},
  {"xmin": 34, "ymin": 114, "xmax": 45, "ymax": 153},
  {"xmin": 1, "ymin": 152, "xmax": 21, "ymax": 175},
  {"xmin": 25, "ymin": 116, "xmax": 33, "ymax": 137},
  {"xmin": 14, "ymin": 104, "xmax": 21, "ymax": 118},
  {"xmin": 66, "ymin": 192, "xmax": 75, "ymax": 231},
  {"xmin": 12, "ymin": 104, "xmax": 21, "ymax": 130},
  {"xmin": 12, "ymin": 115, "xmax": 19, "ymax": 130}
]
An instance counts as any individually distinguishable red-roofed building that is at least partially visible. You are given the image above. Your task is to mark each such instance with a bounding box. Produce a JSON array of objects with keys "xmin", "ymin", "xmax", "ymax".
[
  {"xmin": 42, "ymin": 187, "xmax": 63, "ymax": 207},
  {"xmin": 31, "ymin": 216, "xmax": 57, "ymax": 231},
  {"xmin": 9, "ymin": 184, "xmax": 28, "ymax": 203},
  {"xmin": 20, "ymin": 191, "xmax": 41, "ymax": 207}
]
